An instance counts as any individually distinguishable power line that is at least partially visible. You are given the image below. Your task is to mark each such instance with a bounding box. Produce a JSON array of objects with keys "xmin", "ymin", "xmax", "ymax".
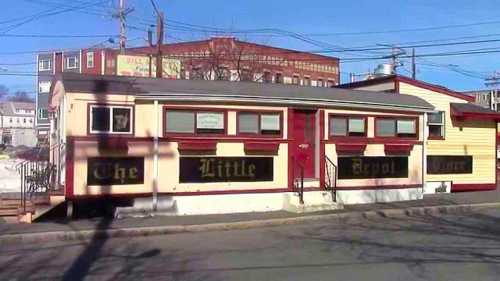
[{"xmin": 0, "ymin": 33, "xmax": 118, "ymax": 38}]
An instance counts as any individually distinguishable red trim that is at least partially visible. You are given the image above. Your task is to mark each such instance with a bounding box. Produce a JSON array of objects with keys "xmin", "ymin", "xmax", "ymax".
[
  {"xmin": 451, "ymin": 183, "xmax": 496, "ymax": 192},
  {"xmin": 97, "ymin": 137, "xmax": 129, "ymax": 151},
  {"xmin": 235, "ymin": 109, "xmax": 284, "ymax": 138},
  {"xmin": 319, "ymin": 110, "xmax": 326, "ymax": 189},
  {"xmin": 450, "ymin": 106, "xmax": 500, "ymax": 121},
  {"xmin": 87, "ymin": 103, "xmax": 135, "ymax": 136},
  {"xmin": 338, "ymin": 75, "xmax": 475, "ymax": 102},
  {"xmin": 244, "ymin": 142, "xmax": 280, "ymax": 155},
  {"xmin": 325, "ymin": 138, "xmax": 423, "ymax": 145},
  {"xmin": 65, "ymin": 137, "xmax": 74, "ymax": 199},
  {"xmin": 335, "ymin": 143, "xmax": 366, "ymax": 155},
  {"xmin": 373, "ymin": 116, "xmax": 419, "ymax": 141},
  {"xmin": 336, "ymin": 184, "xmax": 422, "ymax": 191},
  {"xmin": 178, "ymin": 141, "xmax": 217, "ymax": 151},
  {"xmin": 287, "ymin": 108, "xmax": 294, "ymax": 190},
  {"xmin": 384, "ymin": 143, "xmax": 414, "ymax": 155},
  {"xmin": 163, "ymin": 106, "xmax": 228, "ymax": 137}
]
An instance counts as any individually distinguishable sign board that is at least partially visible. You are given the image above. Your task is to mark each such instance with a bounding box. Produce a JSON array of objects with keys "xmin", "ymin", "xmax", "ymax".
[
  {"xmin": 117, "ymin": 55, "xmax": 152, "ymax": 77},
  {"xmin": 117, "ymin": 55, "xmax": 181, "ymax": 79},
  {"xmin": 87, "ymin": 157, "xmax": 144, "ymax": 185},
  {"xmin": 427, "ymin": 156, "xmax": 473, "ymax": 174},
  {"xmin": 196, "ymin": 113, "xmax": 224, "ymax": 129},
  {"xmin": 338, "ymin": 156, "xmax": 408, "ymax": 179},
  {"xmin": 179, "ymin": 157, "xmax": 273, "ymax": 183}
]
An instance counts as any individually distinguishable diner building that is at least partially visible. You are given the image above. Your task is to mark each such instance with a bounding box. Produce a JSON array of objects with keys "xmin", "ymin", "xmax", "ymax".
[
  {"xmin": 339, "ymin": 75, "xmax": 500, "ymax": 194},
  {"xmin": 43, "ymin": 72, "xmax": 436, "ymax": 216}
]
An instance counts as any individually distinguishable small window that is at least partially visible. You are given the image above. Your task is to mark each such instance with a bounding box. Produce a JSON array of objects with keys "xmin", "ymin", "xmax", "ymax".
[
  {"xmin": 428, "ymin": 111, "xmax": 445, "ymax": 139},
  {"xmin": 165, "ymin": 110, "xmax": 195, "ymax": 133},
  {"xmin": 263, "ymin": 71, "xmax": 272, "ymax": 83},
  {"xmin": 66, "ymin": 56, "xmax": 78, "ymax": 69},
  {"xmin": 317, "ymin": 79, "xmax": 324, "ymax": 87},
  {"xmin": 292, "ymin": 75, "xmax": 300, "ymax": 85},
  {"xmin": 106, "ymin": 59, "xmax": 115, "ymax": 68},
  {"xmin": 303, "ymin": 77, "xmax": 311, "ymax": 86},
  {"xmin": 238, "ymin": 112, "xmax": 281, "ymax": 136},
  {"xmin": 329, "ymin": 116, "xmax": 366, "ymax": 137},
  {"xmin": 90, "ymin": 105, "xmax": 132, "ymax": 134},
  {"xmin": 23, "ymin": 118, "xmax": 26, "ymax": 124},
  {"xmin": 38, "ymin": 109, "xmax": 49, "ymax": 119},
  {"xmin": 165, "ymin": 110, "xmax": 225, "ymax": 135},
  {"xmin": 375, "ymin": 118, "xmax": 417, "ymax": 138},
  {"xmin": 38, "ymin": 59, "xmax": 52, "ymax": 71},
  {"xmin": 87, "ymin": 51, "xmax": 94, "ymax": 68},
  {"xmin": 275, "ymin": 73, "xmax": 283, "ymax": 84},
  {"xmin": 39, "ymin": 81, "xmax": 51, "ymax": 93}
]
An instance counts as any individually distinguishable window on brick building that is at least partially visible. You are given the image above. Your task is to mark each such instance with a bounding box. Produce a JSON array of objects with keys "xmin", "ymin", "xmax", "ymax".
[
  {"xmin": 275, "ymin": 73, "xmax": 283, "ymax": 84},
  {"xmin": 304, "ymin": 77, "xmax": 311, "ymax": 86},
  {"xmin": 292, "ymin": 75, "xmax": 300, "ymax": 85}
]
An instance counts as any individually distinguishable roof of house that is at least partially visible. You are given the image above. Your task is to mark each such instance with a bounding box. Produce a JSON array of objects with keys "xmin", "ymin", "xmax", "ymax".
[
  {"xmin": 0, "ymin": 102, "xmax": 35, "ymax": 116},
  {"xmin": 337, "ymin": 75, "xmax": 475, "ymax": 102},
  {"xmin": 51, "ymin": 73, "xmax": 435, "ymax": 113},
  {"xmin": 450, "ymin": 102, "xmax": 500, "ymax": 121}
]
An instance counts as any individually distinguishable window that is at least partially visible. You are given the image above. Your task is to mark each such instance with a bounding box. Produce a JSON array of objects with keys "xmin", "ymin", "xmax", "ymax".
[
  {"xmin": 66, "ymin": 56, "xmax": 78, "ymax": 69},
  {"xmin": 263, "ymin": 71, "xmax": 272, "ymax": 83},
  {"xmin": 39, "ymin": 81, "xmax": 51, "ymax": 93},
  {"xmin": 240, "ymin": 68, "xmax": 253, "ymax": 81},
  {"xmin": 428, "ymin": 111, "xmax": 445, "ymax": 139},
  {"xmin": 38, "ymin": 109, "xmax": 49, "ymax": 119},
  {"xmin": 275, "ymin": 73, "xmax": 283, "ymax": 84},
  {"xmin": 87, "ymin": 51, "xmax": 94, "ymax": 68},
  {"xmin": 238, "ymin": 112, "xmax": 281, "ymax": 136},
  {"xmin": 23, "ymin": 118, "xmax": 26, "ymax": 124},
  {"xmin": 317, "ymin": 79, "xmax": 324, "ymax": 87},
  {"xmin": 292, "ymin": 75, "xmax": 300, "ymax": 85},
  {"xmin": 327, "ymin": 80, "xmax": 335, "ymax": 88},
  {"xmin": 90, "ymin": 105, "xmax": 133, "ymax": 134},
  {"xmin": 329, "ymin": 116, "xmax": 366, "ymax": 137},
  {"xmin": 191, "ymin": 67, "xmax": 204, "ymax": 80},
  {"xmin": 106, "ymin": 59, "xmax": 115, "ymax": 68},
  {"xmin": 9, "ymin": 118, "xmax": 12, "ymax": 123},
  {"xmin": 375, "ymin": 118, "xmax": 417, "ymax": 138},
  {"xmin": 38, "ymin": 59, "xmax": 52, "ymax": 71},
  {"xmin": 165, "ymin": 109, "xmax": 225, "ymax": 135},
  {"xmin": 304, "ymin": 77, "xmax": 311, "ymax": 86}
]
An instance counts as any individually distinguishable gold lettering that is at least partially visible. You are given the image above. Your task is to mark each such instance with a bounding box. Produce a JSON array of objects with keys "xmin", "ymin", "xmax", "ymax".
[
  {"xmin": 199, "ymin": 159, "xmax": 215, "ymax": 178},
  {"xmin": 93, "ymin": 163, "xmax": 108, "ymax": 180},
  {"xmin": 241, "ymin": 160, "xmax": 247, "ymax": 177},
  {"xmin": 233, "ymin": 161, "xmax": 241, "ymax": 177},
  {"xmin": 129, "ymin": 167, "xmax": 138, "ymax": 179},
  {"xmin": 114, "ymin": 164, "xmax": 126, "ymax": 184},
  {"xmin": 225, "ymin": 162, "xmax": 232, "ymax": 177},
  {"xmin": 248, "ymin": 164, "xmax": 256, "ymax": 177}
]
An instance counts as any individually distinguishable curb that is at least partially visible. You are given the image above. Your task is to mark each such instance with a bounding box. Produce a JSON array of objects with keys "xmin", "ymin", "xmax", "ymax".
[{"xmin": 2, "ymin": 202, "xmax": 500, "ymax": 244}]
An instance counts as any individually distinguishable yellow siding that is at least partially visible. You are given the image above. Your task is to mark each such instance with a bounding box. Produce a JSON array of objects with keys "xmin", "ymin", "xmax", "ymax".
[{"xmin": 399, "ymin": 82, "xmax": 496, "ymax": 184}]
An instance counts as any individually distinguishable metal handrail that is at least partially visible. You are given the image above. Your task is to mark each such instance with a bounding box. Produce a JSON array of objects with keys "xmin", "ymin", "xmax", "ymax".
[{"xmin": 325, "ymin": 155, "xmax": 337, "ymax": 202}]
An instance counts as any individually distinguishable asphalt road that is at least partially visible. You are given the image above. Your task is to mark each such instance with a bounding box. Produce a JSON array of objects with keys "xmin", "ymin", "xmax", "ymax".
[{"xmin": 2, "ymin": 208, "xmax": 500, "ymax": 281}]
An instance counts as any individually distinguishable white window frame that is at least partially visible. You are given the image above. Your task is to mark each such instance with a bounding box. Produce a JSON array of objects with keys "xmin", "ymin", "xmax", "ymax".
[
  {"xmin": 87, "ymin": 51, "xmax": 94, "ymax": 68},
  {"xmin": 428, "ymin": 111, "xmax": 445, "ymax": 139},
  {"xmin": 39, "ymin": 81, "xmax": 51, "ymax": 93},
  {"xmin": 65, "ymin": 56, "xmax": 78, "ymax": 69},
  {"xmin": 38, "ymin": 59, "xmax": 52, "ymax": 71},
  {"xmin": 89, "ymin": 105, "xmax": 133, "ymax": 134}
]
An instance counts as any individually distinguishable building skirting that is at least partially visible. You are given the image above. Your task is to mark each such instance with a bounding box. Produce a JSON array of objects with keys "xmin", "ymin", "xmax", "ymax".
[
  {"xmin": 336, "ymin": 187, "xmax": 423, "ymax": 205},
  {"xmin": 114, "ymin": 191, "xmax": 342, "ymax": 216}
]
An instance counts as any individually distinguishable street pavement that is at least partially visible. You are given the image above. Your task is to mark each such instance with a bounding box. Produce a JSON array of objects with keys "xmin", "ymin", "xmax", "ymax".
[{"xmin": 2, "ymin": 206, "xmax": 500, "ymax": 280}]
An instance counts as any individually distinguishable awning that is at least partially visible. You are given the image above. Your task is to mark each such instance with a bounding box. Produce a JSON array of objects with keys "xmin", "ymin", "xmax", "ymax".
[{"xmin": 450, "ymin": 103, "xmax": 500, "ymax": 121}]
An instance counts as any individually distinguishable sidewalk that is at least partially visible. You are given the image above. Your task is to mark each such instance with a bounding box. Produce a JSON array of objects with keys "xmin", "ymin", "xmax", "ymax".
[{"xmin": 1, "ymin": 188, "xmax": 499, "ymax": 239}]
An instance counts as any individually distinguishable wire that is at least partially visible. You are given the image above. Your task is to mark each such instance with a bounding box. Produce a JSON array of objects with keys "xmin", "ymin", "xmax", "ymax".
[{"xmin": 0, "ymin": 33, "xmax": 118, "ymax": 38}]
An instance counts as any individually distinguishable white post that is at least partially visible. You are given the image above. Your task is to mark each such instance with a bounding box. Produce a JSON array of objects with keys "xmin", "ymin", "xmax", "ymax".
[{"xmin": 153, "ymin": 100, "xmax": 159, "ymax": 211}]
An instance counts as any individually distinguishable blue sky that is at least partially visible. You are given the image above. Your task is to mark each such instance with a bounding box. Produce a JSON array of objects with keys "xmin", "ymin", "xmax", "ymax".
[{"xmin": 1, "ymin": 0, "xmax": 499, "ymax": 95}]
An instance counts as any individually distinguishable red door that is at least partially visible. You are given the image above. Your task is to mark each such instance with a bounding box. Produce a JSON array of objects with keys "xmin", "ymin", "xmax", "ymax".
[{"xmin": 292, "ymin": 110, "xmax": 316, "ymax": 178}]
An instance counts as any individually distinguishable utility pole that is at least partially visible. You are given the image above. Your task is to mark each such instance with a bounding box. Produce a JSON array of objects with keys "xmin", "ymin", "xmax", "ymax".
[
  {"xmin": 119, "ymin": 0, "xmax": 126, "ymax": 53},
  {"xmin": 411, "ymin": 48, "xmax": 416, "ymax": 79},
  {"xmin": 114, "ymin": 0, "xmax": 134, "ymax": 54},
  {"xmin": 150, "ymin": 0, "xmax": 164, "ymax": 78},
  {"xmin": 485, "ymin": 72, "xmax": 500, "ymax": 111}
]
